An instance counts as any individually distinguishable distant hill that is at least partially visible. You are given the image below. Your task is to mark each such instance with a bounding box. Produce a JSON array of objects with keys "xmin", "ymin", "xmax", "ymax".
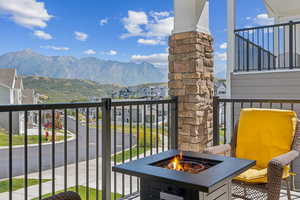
[
  {"xmin": 22, "ymin": 76, "xmax": 168, "ymax": 103},
  {"xmin": 0, "ymin": 49, "xmax": 167, "ymax": 86},
  {"xmin": 22, "ymin": 76, "xmax": 123, "ymax": 103}
]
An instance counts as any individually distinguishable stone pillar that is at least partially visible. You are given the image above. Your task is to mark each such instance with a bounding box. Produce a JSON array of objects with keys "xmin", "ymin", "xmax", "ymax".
[{"xmin": 168, "ymin": 31, "xmax": 214, "ymax": 152}]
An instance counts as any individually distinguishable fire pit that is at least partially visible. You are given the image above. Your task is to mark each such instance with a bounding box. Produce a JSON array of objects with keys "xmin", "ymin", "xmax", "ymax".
[
  {"xmin": 113, "ymin": 150, "xmax": 255, "ymax": 200},
  {"xmin": 153, "ymin": 152, "xmax": 219, "ymax": 174}
]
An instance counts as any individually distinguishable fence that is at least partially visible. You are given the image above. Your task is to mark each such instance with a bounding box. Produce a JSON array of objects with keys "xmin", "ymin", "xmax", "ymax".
[
  {"xmin": 0, "ymin": 97, "xmax": 178, "ymax": 200},
  {"xmin": 235, "ymin": 21, "xmax": 300, "ymax": 72}
]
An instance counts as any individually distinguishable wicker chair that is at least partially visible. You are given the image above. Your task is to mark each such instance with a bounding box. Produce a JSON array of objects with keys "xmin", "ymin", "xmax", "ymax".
[
  {"xmin": 42, "ymin": 191, "xmax": 81, "ymax": 200},
  {"xmin": 204, "ymin": 120, "xmax": 300, "ymax": 200}
]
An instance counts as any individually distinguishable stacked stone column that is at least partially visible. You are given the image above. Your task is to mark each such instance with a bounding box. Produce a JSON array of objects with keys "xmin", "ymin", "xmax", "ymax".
[{"xmin": 168, "ymin": 31, "xmax": 214, "ymax": 152}]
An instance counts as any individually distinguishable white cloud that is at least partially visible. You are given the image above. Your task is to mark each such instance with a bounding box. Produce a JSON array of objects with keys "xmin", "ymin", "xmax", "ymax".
[
  {"xmin": 100, "ymin": 18, "xmax": 108, "ymax": 26},
  {"xmin": 137, "ymin": 38, "xmax": 163, "ymax": 45},
  {"xmin": 74, "ymin": 31, "xmax": 88, "ymax": 41},
  {"xmin": 131, "ymin": 53, "xmax": 168, "ymax": 67},
  {"xmin": 0, "ymin": 0, "xmax": 52, "ymax": 28},
  {"xmin": 41, "ymin": 45, "xmax": 69, "ymax": 51},
  {"xmin": 150, "ymin": 11, "xmax": 170, "ymax": 18},
  {"xmin": 84, "ymin": 49, "xmax": 96, "ymax": 55},
  {"xmin": 215, "ymin": 52, "xmax": 227, "ymax": 61},
  {"xmin": 102, "ymin": 50, "xmax": 117, "ymax": 56},
  {"xmin": 219, "ymin": 42, "xmax": 227, "ymax": 49},
  {"xmin": 253, "ymin": 13, "xmax": 274, "ymax": 26},
  {"xmin": 121, "ymin": 11, "xmax": 148, "ymax": 38},
  {"xmin": 246, "ymin": 17, "xmax": 251, "ymax": 20},
  {"xmin": 34, "ymin": 30, "xmax": 52, "ymax": 40},
  {"xmin": 147, "ymin": 16, "xmax": 173, "ymax": 38},
  {"xmin": 121, "ymin": 10, "xmax": 173, "ymax": 40}
]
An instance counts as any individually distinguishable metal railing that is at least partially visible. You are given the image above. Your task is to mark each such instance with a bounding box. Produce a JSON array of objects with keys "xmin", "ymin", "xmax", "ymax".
[
  {"xmin": 235, "ymin": 21, "xmax": 300, "ymax": 72},
  {"xmin": 212, "ymin": 97, "xmax": 300, "ymax": 190},
  {"xmin": 0, "ymin": 97, "xmax": 178, "ymax": 200}
]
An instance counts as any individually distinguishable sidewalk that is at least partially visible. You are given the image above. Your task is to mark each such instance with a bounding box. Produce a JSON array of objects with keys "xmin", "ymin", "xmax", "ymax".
[{"xmin": 0, "ymin": 149, "xmax": 157, "ymax": 200}]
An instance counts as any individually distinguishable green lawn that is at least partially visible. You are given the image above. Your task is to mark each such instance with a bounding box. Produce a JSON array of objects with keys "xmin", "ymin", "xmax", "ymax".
[
  {"xmin": 0, "ymin": 131, "xmax": 69, "ymax": 147},
  {"xmin": 0, "ymin": 178, "xmax": 50, "ymax": 193},
  {"xmin": 32, "ymin": 185, "xmax": 121, "ymax": 200},
  {"xmin": 112, "ymin": 146, "xmax": 151, "ymax": 163}
]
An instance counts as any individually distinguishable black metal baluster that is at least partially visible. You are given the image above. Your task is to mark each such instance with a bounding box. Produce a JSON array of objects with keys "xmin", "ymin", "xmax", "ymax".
[
  {"xmin": 75, "ymin": 108, "xmax": 79, "ymax": 193},
  {"xmin": 291, "ymin": 103, "xmax": 294, "ymax": 111},
  {"xmin": 242, "ymin": 31, "xmax": 244, "ymax": 71},
  {"xmin": 64, "ymin": 109, "xmax": 67, "ymax": 192},
  {"xmin": 252, "ymin": 29, "xmax": 255, "ymax": 70},
  {"xmin": 9, "ymin": 111, "xmax": 12, "ymax": 200},
  {"xmin": 280, "ymin": 103, "xmax": 283, "ymax": 109},
  {"xmin": 262, "ymin": 28, "xmax": 265, "ymax": 69},
  {"xmin": 156, "ymin": 103, "xmax": 159, "ymax": 154},
  {"xmin": 113, "ymin": 107, "xmax": 117, "ymax": 200},
  {"xmin": 223, "ymin": 103, "xmax": 227, "ymax": 144},
  {"xmin": 96, "ymin": 107, "xmax": 99, "ymax": 200},
  {"xmin": 294, "ymin": 23, "xmax": 297, "ymax": 68},
  {"xmin": 38, "ymin": 110, "xmax": 42, "ymax": 200},
  {"xmin": 122, "ymin": 106, "xmax": 125, "ymax": 197},
  {"xmin": 162, "ymin": 104, "xmax": 165, "ymax": 152},
  {"xmin": 268, "ymin": 28, "xmax": 271, "ymax": 70},
  {"xmin": 24, "ymin": 111, "xmax": 28, "ymax": 200},
  {"xmin": 143, "ymin": 104, "xmax": 146, "ymax": 157},
  {"xmin": 284, "ymin": 25, "xmax": 286, "ymax": 68},
  {"xmin": 167, "ymin": 103, "xmax": 170, "ymax": 150},
  {"xmin": 278, "ymin": 27, "xmax": 281, "ymax": 69},
  {"xmin": 232, "ymin": 103, "xmax": 235, "ymax": 132},
  {"xmin": 86, "ymin": 108, "xmax": 89, "ymax": 200},
  {"xmin": 136, "ymin": 105, "xmax": 140, "ymax": 192},
  {"xmin": 273, "ymin": 26, "xmax": 276, "ymax": 69},
  {"xmin": 137, "ymin": 105, "xmax": 140, "ymax": 158},
  {"xmin": 52, "ymin": 109, "xmax": 55, "ymax": 196},
  {"xmin": 150, "ymin": 104, "xmax": 153, "ymax": 155},
  {"xmin": 129, "ymin": 105, "xmax": 133, "ymax": 195},
  {"xmin": 237, "ymin": 32, "xmax": 241, "ymax": 71}
]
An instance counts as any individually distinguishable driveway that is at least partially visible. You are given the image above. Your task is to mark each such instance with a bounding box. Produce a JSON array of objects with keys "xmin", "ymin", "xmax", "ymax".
[{"xmin": 0, "ymin": 117, "xmax": 135, "ymax": 179}]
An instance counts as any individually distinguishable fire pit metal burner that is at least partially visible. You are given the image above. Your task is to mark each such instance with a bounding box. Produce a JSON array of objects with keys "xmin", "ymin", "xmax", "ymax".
[{"xmin": 113, "ymin": 150, "xmax": 255, "ymax": 200}]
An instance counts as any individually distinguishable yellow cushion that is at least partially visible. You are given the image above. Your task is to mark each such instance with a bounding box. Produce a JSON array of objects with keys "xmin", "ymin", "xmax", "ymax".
[
  {"xmin": 234, "ymin": 109, "xmax": 297, "ymax": 183},
  {"xmin": 235, "ymin": 166, "xmax": 290, "ymax": 183}
]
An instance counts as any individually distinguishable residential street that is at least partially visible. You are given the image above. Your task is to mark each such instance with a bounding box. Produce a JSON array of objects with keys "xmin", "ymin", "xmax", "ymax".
[{"xmin": 0, "ymin": 117, "xmax": 135, "ymax": 179}]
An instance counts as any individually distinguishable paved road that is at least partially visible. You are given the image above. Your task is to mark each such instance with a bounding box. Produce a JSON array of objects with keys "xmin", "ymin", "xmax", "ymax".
[{"xmin": 0, "ymin": 117, "xmax": 135, "ymax": 179}]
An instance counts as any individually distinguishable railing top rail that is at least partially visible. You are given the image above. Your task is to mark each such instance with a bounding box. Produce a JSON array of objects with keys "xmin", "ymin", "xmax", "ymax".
[
  {"xmin": 235, "ymin": 20, "xmax": 300, "ymax": 32},
  {"xmin": 111, "ymin": 98, "xmax": 176, "ymax": 107},
  {"xmin": 0, "ymin": 98, "xmax": 176, "ymax": 112},
  {"xmin": 0, "ymin": 102, "xmax": 104, "ymax": 112},
  {"xmin": 218, "ymin": 98, "xmax": 300, "ymax": 104}
]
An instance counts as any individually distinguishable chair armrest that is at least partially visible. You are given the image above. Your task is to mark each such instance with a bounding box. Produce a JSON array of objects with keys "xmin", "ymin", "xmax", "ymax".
[
  {"xmin": 269, "ymin": 150, "xmax": 299, "ymax": 168},
  {"xmin": 203, "ymin": 144, "xmax": 231, "ymax": 155},
  {"xmin": 43, "ymin": 191, "xmax": 81, "ymax": 200},
  {"xmin": 267, "ymin": 150, "xmax": 299, "ymax": 200}
]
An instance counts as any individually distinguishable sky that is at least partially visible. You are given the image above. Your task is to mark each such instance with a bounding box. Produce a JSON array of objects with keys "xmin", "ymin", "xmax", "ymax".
[{"xmin": 0, "ymin": 0, "xmax": 274, "ymax": 78}]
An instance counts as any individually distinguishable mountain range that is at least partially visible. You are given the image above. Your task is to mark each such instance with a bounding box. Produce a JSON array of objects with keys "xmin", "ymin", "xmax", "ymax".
[{"xmin": 0, "ymin": 49, "xmax": 167, "ymax": 86}]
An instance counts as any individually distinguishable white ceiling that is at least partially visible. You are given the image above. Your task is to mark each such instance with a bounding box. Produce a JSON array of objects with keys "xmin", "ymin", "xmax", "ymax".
[{"xmin": 264, "ymin": 0, "xmax": 300, "ymax": 18}]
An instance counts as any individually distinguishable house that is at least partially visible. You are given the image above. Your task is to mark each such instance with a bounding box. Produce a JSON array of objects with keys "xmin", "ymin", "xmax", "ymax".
[
  {"xmin": 137, "ymin": 86, "xmax": 168, "ymax": 100},
  {"xmin": 214, "ymin": 79, "xmax": 226, "ymax": 98},
  {"xmin": 0, "ymin": 68, "xmax": 24, "ymax": 134},
  {"xmin": 22, "ymin": 89, "xmax": 39, "ymax": 128},
  {"xmin": 112, "ymin": 99, "xmax": 168, "ymax": 124},
  {"xmin": 0, "ymin": 68, "xmax": 38, "ymax": 134}
]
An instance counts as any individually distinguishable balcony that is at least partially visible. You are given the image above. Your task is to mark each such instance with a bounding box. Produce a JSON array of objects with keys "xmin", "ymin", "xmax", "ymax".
[
  {"xmin": 0, "ymin": 97, "xmax": 299, "ymax": 199},
  {"xmin": 234, "ymin": 21, "xmax": 300, "ymax": 72}
]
